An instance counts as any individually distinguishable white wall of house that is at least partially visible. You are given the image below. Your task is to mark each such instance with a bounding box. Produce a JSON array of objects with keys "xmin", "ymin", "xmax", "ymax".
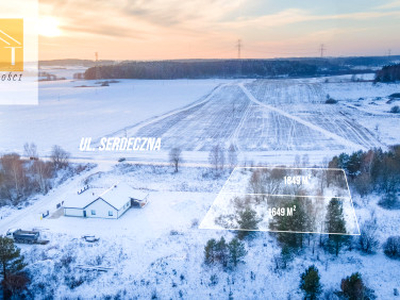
[
  {"xmin": 117, "ymin": 200, "xmax": 131, "ymax": 218},
  {"xmin": 64, "ymin": 208, "xmax": 84, "ymax": 217},
  {"xmin": 85, "ymin": 198, "xmax": 118, "ymax": 219},
  {"xmin": 64, "ymin": 197, "xmax": 132, "ymax": 219}
]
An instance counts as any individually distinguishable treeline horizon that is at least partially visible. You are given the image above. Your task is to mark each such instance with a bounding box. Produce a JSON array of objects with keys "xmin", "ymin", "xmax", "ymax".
[
  {"xmin": 37, "ymin": 55, "xmax": 400, "ymax": 80},
  {"xmin": 83, "ymin": 58, "xmax": 381, "ymax": 80}
]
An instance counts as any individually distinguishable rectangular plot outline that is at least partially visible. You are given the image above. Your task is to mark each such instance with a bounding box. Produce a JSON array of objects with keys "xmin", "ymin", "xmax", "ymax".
[{"xmin": 199, "ymin": 166, "xmax": 361, "ymax": 235}]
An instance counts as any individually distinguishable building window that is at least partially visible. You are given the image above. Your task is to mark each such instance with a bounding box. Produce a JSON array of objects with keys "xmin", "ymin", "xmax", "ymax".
[
  {"xmin": 91, "ymin": 210, "xmax": 96, "ymax": 215},
  {"xmin": 108, "ymin": 211, "xmax": 113, "ymax": 216}
]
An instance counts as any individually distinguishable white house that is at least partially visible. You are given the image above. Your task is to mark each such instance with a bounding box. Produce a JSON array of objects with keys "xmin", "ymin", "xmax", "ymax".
[{"xmin": 64, "ymin": 182, "xmax": 148, "ymax": 219}]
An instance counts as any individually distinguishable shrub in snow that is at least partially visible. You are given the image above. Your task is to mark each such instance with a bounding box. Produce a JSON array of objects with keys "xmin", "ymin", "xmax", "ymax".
[
  {"xmin": 151, "ymin": 290, "xmax": 158, "ymax": 299},
  {"xmin": 322, "ymin": 288, "xmax": 341, "ymax": 300},
  {"xmin": 339, "ymin": 272, "xmax": 376, "ymax": 300},
  {"xmin": 236, "ymin": 207, "xmax": 260, "ymax": 240},
  {"xmin": 389, "ymin": 93, "xmax": 400, "ymax": 98},
  {"xmin": 191, "ymin": 218, "xmax": 199, "ymax": 228},
  {"xmin": 358, "ymin": 216, "xmax": 379, "ymax": 254},
  {"xmin": 378, "ymin": 189, "xmax": 399, "ymax": 209},
  {"xmin": 209, "ymin": 274, "xmax": 218, "ymax": 286},
  {"xmin": 384, "ymin": 236, "xmax": 400, "ymax": 259},
  {"xmin": 325, "ymin": 98, "xmax": 338, "ymax": 104},
  {"xmin": 299, "ymin": 265, "xmax": 322, "ymax": 300},
  {"xmin": 390, "ymin": 105, "xmax": 400, "ymax": 113}
]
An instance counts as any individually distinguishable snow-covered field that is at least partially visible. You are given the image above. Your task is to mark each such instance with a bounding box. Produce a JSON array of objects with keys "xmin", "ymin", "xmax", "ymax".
[
  {"xmin": 1, "ymin": 73, "xmax": 399, "ymax": 165},
  {"xmin": 0, "ymin": 78, "xmax": 231, "ymax": 158},
  {"xmin": 1, "ymin": 72, "xmax": 400, "ymax": 299}
]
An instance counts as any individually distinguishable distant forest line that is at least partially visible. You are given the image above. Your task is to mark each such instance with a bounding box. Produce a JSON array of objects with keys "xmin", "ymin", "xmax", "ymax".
[
  {"xmin": 375, "ymin": 64, "xmax": 400, "ymax": 82},
  {"xmin": 38, "ymin": 56, "xmax": 400, "ymax": 80}
]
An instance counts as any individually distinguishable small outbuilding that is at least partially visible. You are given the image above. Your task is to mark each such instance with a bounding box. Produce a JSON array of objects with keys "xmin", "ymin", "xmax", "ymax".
[{"xmin": 64, "ymin": 182, "xmax": 148, "ymax": 219}]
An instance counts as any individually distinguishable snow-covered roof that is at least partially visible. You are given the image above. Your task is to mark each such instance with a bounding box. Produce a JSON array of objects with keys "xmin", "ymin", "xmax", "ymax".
[
  {"xmin": 97, "ymin": 182, "xmax": 147, "ymax": 210},
  {"xmin": 64, "ymin": 187, "xmax": 103, "ymax": 209},
  {"xmin": 64, "ymin": 182, "xmax": 148, "ymax": 211}
]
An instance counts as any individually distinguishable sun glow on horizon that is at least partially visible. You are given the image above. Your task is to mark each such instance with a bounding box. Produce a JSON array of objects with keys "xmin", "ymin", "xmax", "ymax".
[{"xmin": 38, "ymin": 17, "xmax": 61, "ymax": 37}]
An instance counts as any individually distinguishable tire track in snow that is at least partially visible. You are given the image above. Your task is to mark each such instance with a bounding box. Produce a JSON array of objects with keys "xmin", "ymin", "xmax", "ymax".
[
  {"xmin": 230, "ymin": 89, "xmax": 252, "ymax": 153},
  {"xmin": 238, "ymin": 83, "xmax": 367, "ymax": 151},
  {"xmin": 90, "ymin": 83, "xmax": 226, "ymax": 148}
]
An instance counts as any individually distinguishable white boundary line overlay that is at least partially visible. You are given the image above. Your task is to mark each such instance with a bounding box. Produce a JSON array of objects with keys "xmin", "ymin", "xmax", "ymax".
[{"xmin": 199, "ymin": 166, "xmax": 361, "ymax": 235}]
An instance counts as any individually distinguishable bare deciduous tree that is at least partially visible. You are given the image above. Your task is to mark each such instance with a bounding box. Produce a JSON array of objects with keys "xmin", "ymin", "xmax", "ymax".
[
  {"xmin": 32, "ymin": 160, "xmax": 53, "ymax": 194},
  {"xmin": 0, "ymin": 154, "xmax": 27, "ymax": 203},
  {"xmin": 23, "ymin": 142, "xmax": 38, "ymax": 159},
  {"xmin": 248, "ymin": 170, "xmax": 265, "ymax": 204},
  {"xmin": 228, "ymin": 144, "xmax": 238, "ymax": 170},
  {"xmin": 209, "ymin": 144, "xmax": 225, "ymax": 176},
  {"xmin": 169, "ymin": 147, "xmax": 182, "ymax": 173},
  {"xmin": 50, "ymin": 145, "xmax": 70, "ymax": 170},
  {"xmin": 359, "ymin": 213, "xmax": 379, "ymax": 254}
]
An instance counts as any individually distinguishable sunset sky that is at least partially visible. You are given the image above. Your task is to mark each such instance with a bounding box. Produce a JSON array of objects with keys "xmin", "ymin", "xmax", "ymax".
[{"xmin": 37, "ymin": 0, "xmax": 400, "ymax": 60}]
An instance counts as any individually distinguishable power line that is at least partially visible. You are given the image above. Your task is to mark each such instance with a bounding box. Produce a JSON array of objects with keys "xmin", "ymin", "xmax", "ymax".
[
  {"xmin": 95, "ymin": 52, "xmax": 100, "ymax": 80},
  {"xmin": 237, "ymin": 39, "xmax": 242, "ymax": 59},
  {"xmin": 319, "ymin": 44, "xmax": 326, "ymax": 58}
]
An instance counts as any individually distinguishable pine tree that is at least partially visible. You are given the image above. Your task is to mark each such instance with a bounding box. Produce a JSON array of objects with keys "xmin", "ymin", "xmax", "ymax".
[
  {"xmin": 236, "ymin": 207, "xmax": 260, "ymax": 240},
  {"xmin": 299, "ymin": 265, "xmax": 322, "ymax": 300},
  {"xmin": 204, "ymin": 237, "xmax": 228, "ymax": 267},
  {"xmin": 273, "ymin": 197, "xmax": 311, "ymax": 249},
  {"xmin": 227, "ymin": 238, "xmax": 247, "ymax": 268},
  {"xmin": 340, "ymin": 272, "xmax": 376, "ymax": 300},
  {"xmin": 204, "ymin": 239, "xmax": 217, "ymax": 265},
  {"xmin": 0, "ymin": 237, "xmax": 28, "ymax": 298},
  {"xmin": 325, "ymin": 198, "xmax": 347, "ymax": 256},
  {"xmin": 280, "ymin": 245, "xmax": 293, "ymax": 269},
  {"xmin": 347, "ymin": 151, "xmax": 363, "ymax": 178},
  {"xmin": 214, "ymin": 237, "xmax": 228, "ymax": 267}
]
